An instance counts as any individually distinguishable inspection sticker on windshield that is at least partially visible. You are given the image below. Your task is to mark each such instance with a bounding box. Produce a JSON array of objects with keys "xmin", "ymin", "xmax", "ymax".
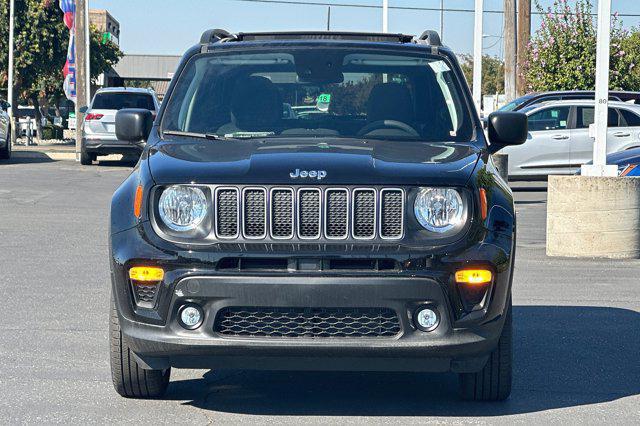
[{"xmin": 317, "ymin": 94, "xmax": 331, "ymax": 103}]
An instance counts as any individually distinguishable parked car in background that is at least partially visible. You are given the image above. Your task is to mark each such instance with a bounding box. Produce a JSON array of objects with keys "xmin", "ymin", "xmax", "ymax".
[
  {"xmin": 501, "ymin": 100, "xmax": 640, "ymax": 177},
  {"xmin": 80, "ymin": 87, "xmax": 160, "ymax": 165},
  {"xmin": 498, "ymin": 90, "xmax": 640, "ymax": 113},
  {"xmin": 0, "ymin": 99, "xmax": 11, "ymax": 159},
  {"xmin": 586, "ymin": 147, "xmax": 640, "ymax": 176}
]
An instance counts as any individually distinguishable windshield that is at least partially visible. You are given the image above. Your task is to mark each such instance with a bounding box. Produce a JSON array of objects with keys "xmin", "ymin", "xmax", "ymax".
[
  {"xmin": 498, "ymin": 95, "xmax": 532, "ymax": 112},
  {"xmin": 92, "ymin": 92, "xmax": 155, "ymax": 111},
  {"xmin": 162, "ymin": 47, "xmax": 473, "ymax": 142}
]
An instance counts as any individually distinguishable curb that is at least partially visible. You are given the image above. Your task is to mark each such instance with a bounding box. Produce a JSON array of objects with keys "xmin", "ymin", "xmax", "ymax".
[{"xmin": 13, "ymin": 150, "xmax": 123, "ymax": 162}]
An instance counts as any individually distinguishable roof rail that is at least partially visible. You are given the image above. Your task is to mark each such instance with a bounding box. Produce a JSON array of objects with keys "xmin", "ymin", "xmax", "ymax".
[
  {"xmin": 199, "ymin": 30, "xmax": 416, "ymax": 45},
  {"xmin": 235, "ymin": 31, "xmax": 414, "ymax": 43},
  {"xmin": 417, "ymin": 30, "xmax": 442, "ymax": 47},
  {"xmin": 199, "ymin": 28, "xmax": 235, "ymax": 44}
]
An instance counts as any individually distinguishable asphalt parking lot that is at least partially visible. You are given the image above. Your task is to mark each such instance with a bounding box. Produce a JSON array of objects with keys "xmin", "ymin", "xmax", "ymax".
[{"xmin": 0, "ymin": 155, "xmax": 638, "ymax": 424}]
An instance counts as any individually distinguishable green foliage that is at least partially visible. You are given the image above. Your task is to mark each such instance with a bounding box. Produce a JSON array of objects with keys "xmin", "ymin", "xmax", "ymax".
[
  {"xmin": 0, "ymin": 0, "xmax": 122, "ymax": 104},
  {"xmin": 460, "ymin": 54, "xmax": 505, "ymax": 95},
  {"xmin": 524, "ymin": 0, "xmax": 640, "ymax": 91}
]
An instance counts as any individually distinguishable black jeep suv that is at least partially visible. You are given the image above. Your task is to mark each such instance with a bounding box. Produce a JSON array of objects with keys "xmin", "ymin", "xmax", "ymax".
[{"xmin": 109, "ymin": 30, "xmax": 527, "ymax": 401}]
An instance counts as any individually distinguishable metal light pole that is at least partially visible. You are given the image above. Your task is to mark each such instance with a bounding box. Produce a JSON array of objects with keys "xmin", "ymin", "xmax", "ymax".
[
  {"xmin": 7, "ymin": 0, "xmax": 15, "ymax": 119},
  {"xmin": 472, "ymin": 0, "xmax": 483, "ymax": 114},
  {"xmin": 382, "ymin": 0, "xmax": 388, "ymax": 33},
  {"xmin": 440, "ymin": 0, "xmax": 444, "ymax": 41},
  {"xmin": 582, "ymin": 0, "xmax": 617, "ymax": 177}
]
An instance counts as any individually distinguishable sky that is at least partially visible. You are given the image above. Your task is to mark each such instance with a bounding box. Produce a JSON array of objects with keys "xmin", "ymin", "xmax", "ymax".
[{"xmin": 89, "ymin": 0, "xmax": 640, "ymax": 58}]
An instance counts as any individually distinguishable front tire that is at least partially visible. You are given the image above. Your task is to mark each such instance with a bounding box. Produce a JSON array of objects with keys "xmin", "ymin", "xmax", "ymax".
[
  {"xmin": 458, "ymin": 299, "xmax": 512, "ymax": 401},
  {"xmin": 110, "ymin": 293, "xmax": 170, "ymax": 398},
  {"xmin": 0, "ymin": 128, "xmax": 11, "ymax": 160}
]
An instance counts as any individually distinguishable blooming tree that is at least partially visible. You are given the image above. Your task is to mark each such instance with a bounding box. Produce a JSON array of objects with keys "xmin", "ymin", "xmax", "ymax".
[{"xmin": 524, "ymin": 0, "xmax": 640, "ymax": 92}]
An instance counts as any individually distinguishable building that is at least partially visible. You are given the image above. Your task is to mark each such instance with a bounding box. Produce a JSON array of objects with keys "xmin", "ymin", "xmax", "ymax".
[
  {"xmin": 105, "ymin": 54, "xmax": 181, "ymax": 99},
  {"xmin": 89, "ymin": 9, "xmax": 120, "ymax": 45}
]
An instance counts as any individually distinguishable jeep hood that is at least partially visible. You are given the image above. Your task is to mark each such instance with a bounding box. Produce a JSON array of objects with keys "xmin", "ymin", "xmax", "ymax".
[{"xmin": 148, "ymin": 138, "xmax": 481, "ymax": 186}]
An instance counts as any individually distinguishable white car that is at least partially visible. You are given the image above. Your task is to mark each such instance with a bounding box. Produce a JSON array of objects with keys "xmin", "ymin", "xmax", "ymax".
[
  {"xmin": 80, "ymin": 87, "xmax": 160, "ymax": 165},
  {"xmin": 501, "ymin": 100, "xmax": 640, "ymax": 177},
  {"xmin": 0, "ymin": 100, "xmax": 10, "ymax": 159}
]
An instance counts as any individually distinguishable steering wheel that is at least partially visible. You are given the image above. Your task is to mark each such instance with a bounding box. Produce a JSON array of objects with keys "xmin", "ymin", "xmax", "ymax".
[{"xmin": 357, "ymin": 120, "xmax": 420, "ymax": 137}]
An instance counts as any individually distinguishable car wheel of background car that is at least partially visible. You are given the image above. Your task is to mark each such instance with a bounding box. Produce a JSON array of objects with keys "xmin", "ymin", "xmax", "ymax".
[
  {"xmin": 458, "ymin": 298, "xmax": 512, "ymax": 401},
  {"xmin": 80, "ymin": 147, "xmax": 93, "ymax": 165},
  {"xmin": 0, "ymin": 128, "xmax": 11, "ymax": 160},
  {"xmin": 109, "ymin": 293, "xmax": 170, "ymax": 398}
]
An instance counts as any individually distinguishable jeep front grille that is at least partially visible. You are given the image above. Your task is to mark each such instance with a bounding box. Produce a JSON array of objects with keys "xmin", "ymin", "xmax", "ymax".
[
  {"xmin": 211, "ymin": 187, "xmax": 403, "ymax": 241},
  {"xmin": 215, "ymin": 306, "xmax": 402, "ymax": 338}
]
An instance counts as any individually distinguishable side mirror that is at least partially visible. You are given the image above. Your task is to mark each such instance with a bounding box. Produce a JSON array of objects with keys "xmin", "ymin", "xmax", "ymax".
[
  {"xmin": 486, "ymin": 111, "xmax": 528, "ymax": 154},
  {"xmin": 116, "ymin": 108, "xmax": 153, "ymax": 143},
  {"xmin": 79, "ymin": 106, "xmax": 89, "ymax": 114}
]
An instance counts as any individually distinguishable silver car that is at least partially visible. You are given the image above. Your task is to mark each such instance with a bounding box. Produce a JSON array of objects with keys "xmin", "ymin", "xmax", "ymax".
[
  {"xmin": 0, "ymin": 100, "xmax": 10, "ymax": 160},
  {"xmin": 501, "ymin": 100, "xmax": 640, "ymax": 177},
  {"xmin": 80, "ymin": 87, "xmax": 159, "ymax": 165}
]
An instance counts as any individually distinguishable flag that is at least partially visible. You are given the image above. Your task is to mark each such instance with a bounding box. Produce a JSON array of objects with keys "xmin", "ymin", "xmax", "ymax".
[{"xmin": 60, "ymin": 0, "xmax": 76, "ymax": 102}]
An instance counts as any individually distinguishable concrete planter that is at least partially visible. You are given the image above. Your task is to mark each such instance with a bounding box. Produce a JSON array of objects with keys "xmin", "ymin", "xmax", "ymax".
[{"xmin": 546, "ymin": 175, "xmax": 640, "ymax": 259}]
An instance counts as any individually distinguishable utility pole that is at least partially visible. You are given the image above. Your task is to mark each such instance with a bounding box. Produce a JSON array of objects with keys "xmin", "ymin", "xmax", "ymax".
[
  {"xmin": 516, "ymin": 0, "xmax": 531, "ymax": 96},
  {"xmin": 382, "ymin": 0, "xmax": 388, "ymax": 33},
  {"xmin": 8, "ymin": 0, "xmax": 15, "ymax": 146},
  {"xmin": 84, "ymin": 0, "xmax": 91, "ymax": 100},
  {"xmin": 327, "ymin": 6, "xmax": 331, "ymax": 31},
  {"xmin": 472, "ymin": 0, "xmax": 483, "ymax": 114},
  {"xmin": 503, "ymin": 0, "xmax": 517, "ymax": 102},
  {"xmin": 75, "ymin": 0, "xmax": 88, "ymax": 162}
]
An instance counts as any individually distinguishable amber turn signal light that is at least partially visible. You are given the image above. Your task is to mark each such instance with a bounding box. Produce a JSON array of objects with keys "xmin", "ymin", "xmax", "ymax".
[
  {"xmin": 479, "ymin": 188, "xmax": 488, "ymax": 220},
  {"xmin": 133, "ymin": 185, "xmax": 143, "ymax": 218},
  {"xmin": 455, "ymin": 269, "xmax": 492, "ymax": 285},
  {"xmin": 129, "ymin": 266, "xmax": 164, "ymax": 282}
]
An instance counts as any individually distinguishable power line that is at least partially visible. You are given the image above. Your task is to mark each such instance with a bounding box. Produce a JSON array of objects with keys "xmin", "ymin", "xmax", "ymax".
[{"xmin": 226, "ymin": 0, "xmax": 640, "ymax": 18}]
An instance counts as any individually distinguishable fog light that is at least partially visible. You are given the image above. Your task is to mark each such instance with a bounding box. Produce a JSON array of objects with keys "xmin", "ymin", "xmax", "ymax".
[
  {"xmin": 178, "ymin": 304, "xmax": 203, "ymax": 330},
  {"xmin": 414, "ymin": 306, "xmax": 439, "ymax": 332}
]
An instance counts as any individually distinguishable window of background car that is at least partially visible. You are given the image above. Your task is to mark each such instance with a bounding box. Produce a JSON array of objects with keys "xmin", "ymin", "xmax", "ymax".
[
  {"xmin": 92, "ymin": 93, "xmax": 155, "ymax": 111},
  {"xmin": 575, "ymin": 106, "xmax": 622, "ymax": 128},
  {"xmin": 161, "ymin": 48, "xmax": 474, "ymax": 142},
  {"xmin": 619, "ymin": 109, "xmax": 640, "ymax": 127},
  {"xmin": 527, "ymin": 106, "xmax": 570, "ymax": 131}
]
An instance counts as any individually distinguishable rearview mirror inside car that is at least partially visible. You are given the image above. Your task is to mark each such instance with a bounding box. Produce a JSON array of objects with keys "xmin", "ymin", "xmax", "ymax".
[
  {"xmin": 487, "ymin": 111, "xmax": 528, "ymax": 154},
  {"xmin": 116, "ymin": 108, "xmax": 153, "ymax": 143}
]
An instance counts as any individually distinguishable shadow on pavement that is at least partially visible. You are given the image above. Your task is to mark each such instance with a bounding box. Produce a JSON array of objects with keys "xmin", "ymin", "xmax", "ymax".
[
  {"xmin": 166, "ymin": 306, "xmax": 640, "ymax": 416},
  {"xmin": 2, "ymin": 152, "xmax": 57, "ymax": 164}
]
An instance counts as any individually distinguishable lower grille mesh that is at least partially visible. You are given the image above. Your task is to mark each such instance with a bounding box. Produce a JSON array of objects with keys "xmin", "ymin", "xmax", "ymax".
[
  {"xmin": 215, "ymin": 307, "xmax": 401, "ymax": 338},
  {"xmin": 134, "ymin": 283, "xmax": 157, "ymax": 305}
]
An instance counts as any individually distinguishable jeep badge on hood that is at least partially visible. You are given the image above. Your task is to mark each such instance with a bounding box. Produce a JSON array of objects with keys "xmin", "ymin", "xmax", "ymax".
[{"xmin": 290, "ymin": 169, "xmax": 327, "ymax": 180}]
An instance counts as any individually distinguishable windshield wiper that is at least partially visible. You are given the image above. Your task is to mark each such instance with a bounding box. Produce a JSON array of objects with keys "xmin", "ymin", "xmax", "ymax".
[{"xmin": 162, "ymin": 130, "xmax": 236, "ymax": 141}]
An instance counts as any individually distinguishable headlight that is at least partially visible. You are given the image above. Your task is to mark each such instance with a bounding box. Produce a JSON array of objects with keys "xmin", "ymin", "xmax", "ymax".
[
  {"xmin": 414, "ymin": 187, "xmax": 464, "ymax": 233},
  {"xmin": 158, "ymin": 185, "xmax": 208, "ymax": 231}
]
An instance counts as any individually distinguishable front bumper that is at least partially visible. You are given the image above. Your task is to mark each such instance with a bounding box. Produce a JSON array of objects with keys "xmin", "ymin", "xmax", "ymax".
[{"xmin": 111, "ymin": 220, "xmax": 514, "ymax": 373}]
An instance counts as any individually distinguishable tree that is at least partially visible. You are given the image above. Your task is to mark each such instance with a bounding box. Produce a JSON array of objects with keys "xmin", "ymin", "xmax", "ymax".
[
  {"xmin": 523, "ymin": 0, "xmax": 640, "ymax": 92},
  {"xmin": 460, "ymin": 54, "xmax": 505, "ymax": 95},
  {"xmin": 0, "ymin": 0, "xmax": 122, "ymax": 138}
]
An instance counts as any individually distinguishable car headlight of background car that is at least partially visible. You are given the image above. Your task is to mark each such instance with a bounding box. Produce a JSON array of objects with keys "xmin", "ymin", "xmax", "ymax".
[
  {"xmin": 158, "ymin": 185, "xmax": 208, "ymax": 231},
  {"xmin": 414, "ymin": 187, "xmax": 465, "ymax": 233}
]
